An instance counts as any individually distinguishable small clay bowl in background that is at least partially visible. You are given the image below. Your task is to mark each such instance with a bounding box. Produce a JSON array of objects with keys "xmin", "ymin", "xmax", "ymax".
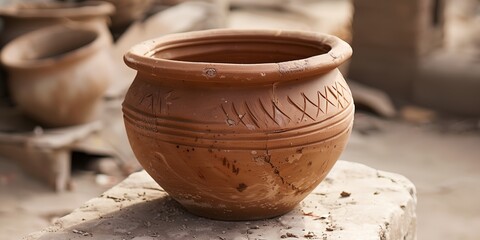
[
  {"xmin": 0, "ymin": 1, "xmax": 114, "ymax": 47},
  {"xmin": 1, "ymin": 25, "xmax": 115, "ymax": 127}
]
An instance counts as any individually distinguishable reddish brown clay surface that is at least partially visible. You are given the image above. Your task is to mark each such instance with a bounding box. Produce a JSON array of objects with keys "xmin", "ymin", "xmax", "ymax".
[
  {"xmin": 0, "ymin": 1, "xmax": 114, "ymax": 47},
  {"xmin": 123, "ymin": 29, "xmax": 354, "ymax": 220},
  {"xmin": 1, "ymin": 25, "xmax": 114, "ymax": 127}
]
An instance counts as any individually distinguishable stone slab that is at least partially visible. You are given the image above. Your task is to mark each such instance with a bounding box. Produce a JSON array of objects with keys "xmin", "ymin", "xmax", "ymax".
[{"xmin": 25, "ymin": 161, "xmax": 417, "ymax": 240}]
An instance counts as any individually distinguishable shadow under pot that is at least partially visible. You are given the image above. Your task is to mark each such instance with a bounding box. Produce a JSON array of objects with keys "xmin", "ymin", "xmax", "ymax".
[
  {"xmin": 1, "ymin": 25, "xmax": 114, "ymax": 127},
  {"xmin": 122, "ymin": 29, "xmax": 355, "ymax": 220}
]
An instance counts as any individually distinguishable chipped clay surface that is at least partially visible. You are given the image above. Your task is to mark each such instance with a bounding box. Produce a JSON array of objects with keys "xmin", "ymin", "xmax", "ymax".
[{"xmin": 26, "ymin": 161, "xmax": 417, "ymax": 240}]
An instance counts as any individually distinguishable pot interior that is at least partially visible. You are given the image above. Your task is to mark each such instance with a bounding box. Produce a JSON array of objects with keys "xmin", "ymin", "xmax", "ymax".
[
  {"xmin": 153, "ymin": 36, "xmax": 332, "ymax": 64},
  {"xmin": 0, "ymin": 2, "xmax": 113, "ymax": 18},
  {"xmin": 15, "ymin": 3, "xmax": 85, "ymax": 11},
  {"xmin": 8, "ymin": 27, "xmax": 97, "ymax": 63},
  {"xmin": 5, "ymin": 2, "xmax": 105, "ymax": 12}
]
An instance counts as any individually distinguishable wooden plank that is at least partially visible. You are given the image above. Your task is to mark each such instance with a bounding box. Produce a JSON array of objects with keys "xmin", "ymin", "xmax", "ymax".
[{"xmin": 0, "ymin": 107, "xmax": 103, "ymax": 191}]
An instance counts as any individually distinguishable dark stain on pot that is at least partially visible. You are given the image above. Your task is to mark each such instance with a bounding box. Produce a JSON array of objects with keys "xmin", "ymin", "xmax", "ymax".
[
  {"xmin": 237, "ymin": 183, "xmax": 248, "ymax": 192},
  {"xmin": 232, "ymin": 164, "xmax": 240, "ymax": 175},
  {"xmin": 223, "ymin": 158, "xmax": 229, "ymax": 168},
  {"xmin": 222, "ymin": 158, "xmax": 240, "ymax": 175}
]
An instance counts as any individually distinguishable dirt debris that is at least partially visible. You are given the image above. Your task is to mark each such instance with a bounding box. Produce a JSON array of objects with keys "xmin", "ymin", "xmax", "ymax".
[
  {"xmin": 340, "ymin": 191, "xmax": 351, "ymax": 198},
  {"xmin": 72, "ymin": 229, "xmax": 92, "ymax": 237},
  {"xmin": 281, "ymin": 232, "xmax": 299, "ymax": 238},
  {"xmin": 304, "ymin": 231, "xmax": 317, "ymax": 238}
]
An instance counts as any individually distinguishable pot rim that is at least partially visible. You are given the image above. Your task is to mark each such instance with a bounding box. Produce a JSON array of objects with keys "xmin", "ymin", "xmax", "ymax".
[
  {"xmin": 124, "ymin": 29, "xmax": 352, "ymax": 84},
  {"xmin": 0, "ymin": 1, "xmax": 114, "ymax": 19},
  {"xmin": 0, "ymin": 25, "xmax": 107, "ymax": 70}
]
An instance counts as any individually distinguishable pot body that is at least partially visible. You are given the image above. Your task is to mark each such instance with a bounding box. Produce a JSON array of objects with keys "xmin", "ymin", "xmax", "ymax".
[
  {"xmin": 1, "ymin": 26, "xmax": 114, "ymax": 127},
  {"xmin": 122, "ymin": 29, "xmax": 354, "ymax": 220}
]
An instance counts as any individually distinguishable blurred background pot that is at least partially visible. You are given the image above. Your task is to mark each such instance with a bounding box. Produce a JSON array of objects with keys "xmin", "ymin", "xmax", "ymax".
[
  {"xmin": 0, "ymin": 1, "xmax": 114, "ymax": 47},
  {"xmin": 1, "ymin": 25, "xmax": 115, "ymax": 127},
  {"xmin": 123, "ymin": 29, "xmax": 354, "ymax": 220},
  {"xmin": 102, "ymin": 0, "xmax": 153, "ymax": 30}
]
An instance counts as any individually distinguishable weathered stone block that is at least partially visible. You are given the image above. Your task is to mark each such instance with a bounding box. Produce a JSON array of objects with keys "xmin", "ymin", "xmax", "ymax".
[
  {"xmin": 349, "ymin": 47, "xmax": 419, "ymax": 98},
  {"xmin": 415, "ymin": 51, "xmax": 480, "ymax": 116},
  {"xmin": 25, "ymin": 161, "xmax": 417, "ymax": 240},
  {"xmin": 350, "ymin": 0, "xmax": 446, "ymax": 100}
]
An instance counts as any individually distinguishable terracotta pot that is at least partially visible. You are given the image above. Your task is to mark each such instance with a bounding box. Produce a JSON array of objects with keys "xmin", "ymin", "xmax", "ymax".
[
  {"xmin": 0, "ymin": 1, "xmax": 114, "ymax": 47},
  {"xmin": 1, "ymin": 25, "xmax": 114, "ymax": 127},
  {"xmin": 123, "ymin": 29, "xmax": 354, "ymax": 220},
  {"xmin": 102, "ymin": 0, "xmax": 153, "ymax": 29}
]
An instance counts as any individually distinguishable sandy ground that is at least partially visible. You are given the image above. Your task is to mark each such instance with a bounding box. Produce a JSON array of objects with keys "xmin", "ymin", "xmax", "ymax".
[{"xmin": 1, "ymin": 111, "xmax": 479, "ymax": 240}]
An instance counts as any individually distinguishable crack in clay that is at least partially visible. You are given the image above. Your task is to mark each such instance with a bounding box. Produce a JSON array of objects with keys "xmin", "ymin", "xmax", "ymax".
[
  {"xmin": 329, "ymin": 52, "xmax": 339, "ymax": 61},
  {"xmin": 261, "ymin": 153, "xmax": 303, "ymax": 194}
]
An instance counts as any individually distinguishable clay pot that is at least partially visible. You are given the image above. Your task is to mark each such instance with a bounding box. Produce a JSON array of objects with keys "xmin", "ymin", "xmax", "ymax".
[
  {"xmin": 1, "ymin": 25, "xmax": 115, "ymax": 127},
  {"xmin": 102, "ymin": 0, "xmax": 153, "ymax": 29},
  {"xmin": 0, "ymin": 1, "xmax": 114, "ymax": 47},
  {"xmin": 123, "ymin": 29, "xmax": 354, "ymax": 220}
]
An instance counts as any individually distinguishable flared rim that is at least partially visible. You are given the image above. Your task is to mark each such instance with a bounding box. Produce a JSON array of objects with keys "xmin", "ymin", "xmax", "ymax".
[
  {"xmin": 1, "ymin": 25, "xmax": 106, "ymax": 70},
  {"xmin": 124, "ymin": 29, "xmax": 353, "ymax": 84},
  {"xmin": 0, "ymin": 1, "xmax": 114, "ymax": 18}
]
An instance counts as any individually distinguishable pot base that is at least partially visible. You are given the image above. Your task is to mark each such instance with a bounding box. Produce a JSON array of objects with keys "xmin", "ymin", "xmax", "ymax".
[{"xmin": 179, "ymin": 201, "xmax": 296, "ymax": 221}]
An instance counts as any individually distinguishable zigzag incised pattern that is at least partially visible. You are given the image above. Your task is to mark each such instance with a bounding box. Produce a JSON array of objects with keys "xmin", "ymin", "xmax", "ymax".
[
  {"xmin": 126, "ymin": 80, "xmax": 351, "ymax": 130},
  {"xmin": 220, "ymin": 80, "xmax": 351, "ymax": 129}
]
